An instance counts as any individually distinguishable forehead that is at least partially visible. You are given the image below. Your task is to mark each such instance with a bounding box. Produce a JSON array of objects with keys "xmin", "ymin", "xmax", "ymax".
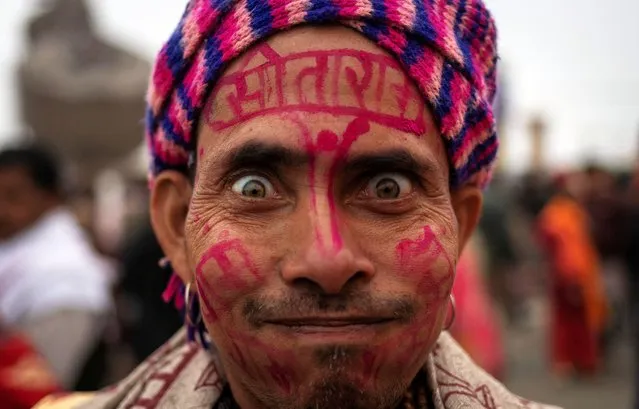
[{"xmin": 198, "ymin": 25, "xmax": 448, "ymax": 174}]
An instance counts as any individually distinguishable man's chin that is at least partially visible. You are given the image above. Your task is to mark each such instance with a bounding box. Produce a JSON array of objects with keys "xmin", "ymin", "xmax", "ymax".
[{"xmin": 272, "ymin": 373, "xmax": 407, "ymax": 409}]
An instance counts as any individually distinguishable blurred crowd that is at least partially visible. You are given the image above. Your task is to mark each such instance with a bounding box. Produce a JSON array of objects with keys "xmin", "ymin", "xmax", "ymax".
[{"xmin": 451, "ymin": 162, "xmax": 639, "ymax": 396}]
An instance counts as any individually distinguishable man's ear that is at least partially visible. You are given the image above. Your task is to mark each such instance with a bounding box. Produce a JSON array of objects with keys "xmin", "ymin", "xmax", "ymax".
[
  {"xmin": 150, "ymin": 171, "xmax": 193, "ymax": 284},
  {"xmin": 450, "ymin": 185, "xmax": 483, "ymax": 257}
]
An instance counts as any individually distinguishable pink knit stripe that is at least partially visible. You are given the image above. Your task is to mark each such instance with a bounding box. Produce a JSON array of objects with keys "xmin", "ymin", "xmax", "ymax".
[
  {"xmin": 181, "ymin": 0, "xmax": 223, "ymax": 57},
  {"xmin": 377, "ymin": 28, "xmax": 408, "ymax": 55},
  {"xmin": 151, "ymin": 51, "xmax": 174, "ymax": 113},
  {"xmin": 440, "ymin": 70, "xmax": 470, "ymax": 137},
  {"xmin": 393, "ymin": 0, "xmax": 416, "ymax": 29},
  {"xmin": 429, "ymin": 2, "xmax": 463, "ymax": 67},
  {"xmin": 167, "ymin": 102, "xmax": 189, "ymax": 144},
  {"xmin": 229, "ymin": 0, "xmax": 257, "ymax": 55},
  {"xmin": 452, "ymin": 109, "xmax": 494, "ymax": 166},
  {"xmin": 333, "ymin": 0, "xmax": 358, "ymax": 18},
  {"xmin": 269, "ymin": 0, "xmax": 293, "ymax": 28},
  {"xmin": 155, "ymin": 128, "xmax": 189, "ymax": 166},
  {"xmin": 216, "ymin": 2, "xmax": 242, "ymax": 60},
  {"xmin": 409, "ymin": 49, "xmax": 444, "ymax": 102},
  {"xmin": 354, "ymin": 0, "xmax": 373, "ymax": 18},
  {"xmin": 286, "ymin": 0, "xmax": 311, "ymax": 25},
  {"xmin": 184, "ymin": 47, "xmax": 208, "ymax": 112}
]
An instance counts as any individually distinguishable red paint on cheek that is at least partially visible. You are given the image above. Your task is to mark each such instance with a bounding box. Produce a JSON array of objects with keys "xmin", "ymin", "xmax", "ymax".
[
  {"xmin": 396, "ymin": 226, "xmax": 454, "ymax": 294},
  {"xmin": 195, "ymin": 235, "xmax": 264, "ymax": 320},
  {"xmin": 195, "ymin": 274, "xmax": 218, "ymax": 322},
  {"xmin": 229, "ymin": 340, "xmax": 249, "ymax": 371}
]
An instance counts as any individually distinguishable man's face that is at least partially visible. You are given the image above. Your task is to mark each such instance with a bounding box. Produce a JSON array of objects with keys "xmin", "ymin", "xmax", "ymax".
[
  {"xmin": 0, "ymin": 165, "xmax": 54, "ymax": 241},
  {"xmin": 152, "ymin": 26, "xmax": 481, "ymax": 409}
]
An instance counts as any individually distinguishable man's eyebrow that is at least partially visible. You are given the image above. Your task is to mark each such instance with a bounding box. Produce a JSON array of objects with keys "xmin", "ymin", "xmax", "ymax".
[
  {"xmin": 342, "ymin": 149, "xmax": 438, "ymax": 175},
  {"xmin": 220, "ymin": 141, "xmax": 308, "ymax": 171}
]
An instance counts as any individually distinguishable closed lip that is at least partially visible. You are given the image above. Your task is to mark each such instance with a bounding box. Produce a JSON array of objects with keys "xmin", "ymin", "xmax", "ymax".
[{"xmin": 262, "ymin": 317, "xmax": 395, "ymax": 327}]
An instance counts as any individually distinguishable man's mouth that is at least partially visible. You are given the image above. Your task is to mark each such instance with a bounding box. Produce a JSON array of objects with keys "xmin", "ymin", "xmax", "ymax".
[{"xmin": 263, "ymin": 317, "xmax": 395, "ymax": 327}]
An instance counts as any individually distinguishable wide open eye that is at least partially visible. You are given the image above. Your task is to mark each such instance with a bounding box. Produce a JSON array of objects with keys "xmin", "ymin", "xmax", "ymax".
[
  {"xmin": 231, "ymin": 175, "xmax": 276, "ymax": 199},
  {"xmin": 365, "ymin": 173, "xmax": 412, "ymax": 199}
]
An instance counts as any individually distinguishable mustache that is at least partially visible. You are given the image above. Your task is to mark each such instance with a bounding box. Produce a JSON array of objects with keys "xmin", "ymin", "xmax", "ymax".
[{"xmin": 243, "ymin": 291, "xmax": 416, "ymax": 327}]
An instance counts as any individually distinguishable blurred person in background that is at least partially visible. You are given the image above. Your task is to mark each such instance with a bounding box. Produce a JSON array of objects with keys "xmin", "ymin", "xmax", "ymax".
[
  {"xmin": 582, "ymin": 163, "xmax": 628, "ymax": 360},
  {"xmin": 116, "ymin": 219, "xmax": 182, "ymax": 364},
  {"xmin": 0, "ymin": 321, "xmax": 61, "ymax": 409},
  {"xmin": 450, "ymin": 233, "xmax": 505, "ymax": 380},
  {"xmin": 0, "ymin": 145, "xmax": 113, "ymax": 390},
  {"xmin": 478, "ymin": 173, "xmax": 523, "ymax": 326},
  {"xmin": 623, "ymin": 154, "xmax": 639, "ymax": 409},
  {"xmin": 537, "ymin": 172, "xmax": 608, "ymax": 379}
]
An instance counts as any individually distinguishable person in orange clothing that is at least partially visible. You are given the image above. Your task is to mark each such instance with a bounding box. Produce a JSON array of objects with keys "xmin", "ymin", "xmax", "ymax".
[
  {"xmin": 537, "ymin": 172, "xmax": 608, "ymax": 377},
  {"xmin": 0, "ymin": 324, "xmax": 61, "ymax": 409}
]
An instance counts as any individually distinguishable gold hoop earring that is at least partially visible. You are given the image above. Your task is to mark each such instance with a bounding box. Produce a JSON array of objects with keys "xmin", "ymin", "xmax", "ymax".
[{"xmin": 444, "ymin": 295, "xmax": 456, "ymax": 331}]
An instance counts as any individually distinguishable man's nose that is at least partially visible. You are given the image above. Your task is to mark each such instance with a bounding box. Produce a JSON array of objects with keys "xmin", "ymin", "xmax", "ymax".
[{"xmin": 281, "ymin": 240, "xmax": 375, "ymax": 295}]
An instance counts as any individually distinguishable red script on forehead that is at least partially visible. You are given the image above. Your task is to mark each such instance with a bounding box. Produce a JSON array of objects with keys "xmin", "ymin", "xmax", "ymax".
[{"xmin": 206, "ymin": 44, "xmax": 426, "ymax": 134}]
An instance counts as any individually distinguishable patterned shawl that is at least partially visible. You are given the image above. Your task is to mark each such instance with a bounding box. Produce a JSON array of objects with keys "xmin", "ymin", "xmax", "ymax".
[{"xmin": 34, "ymin": 330, "xmax": 560, "ymax": 409}]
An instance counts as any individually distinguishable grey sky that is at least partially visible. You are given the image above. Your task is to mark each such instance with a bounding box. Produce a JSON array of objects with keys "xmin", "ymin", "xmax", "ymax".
[{"xmin": 0, "ymin": 0, "xmax": 637, "ymax": 172}]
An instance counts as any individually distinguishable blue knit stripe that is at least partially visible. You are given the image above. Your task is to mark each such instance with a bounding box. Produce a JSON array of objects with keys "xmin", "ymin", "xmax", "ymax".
[{"xmin": 247, "ymin": 0, "xmax": 273, "ymax": 38}]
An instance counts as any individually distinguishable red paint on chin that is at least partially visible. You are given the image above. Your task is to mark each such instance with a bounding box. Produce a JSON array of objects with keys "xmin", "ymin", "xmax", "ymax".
[
  {"xmin": 267, "ymin": 361, "xmax": 293, "ymax": 394},
  {"xmin": 361, "ymin": 350, "xmax": 381, "ymax": 386},
  {"xmin": 227, "ymin": 330, "xmax": 297, "ymax": 395}
]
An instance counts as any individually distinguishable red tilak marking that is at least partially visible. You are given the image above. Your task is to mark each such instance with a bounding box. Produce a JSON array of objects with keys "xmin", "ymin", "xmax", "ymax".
[
  {"xmin": 325, "ymin": 118, "xmax": 370, "ymax": 250},
  {"xmin": 288, "ymin": 117, "xmax": 370, "ymax": 252},
  {"xmin": 288, "ymin": 117, "xmax": 324, "ymax": 252},
  {"xmin": 207, "ymin": 45, "xmax": 426, "ymax": 134}
]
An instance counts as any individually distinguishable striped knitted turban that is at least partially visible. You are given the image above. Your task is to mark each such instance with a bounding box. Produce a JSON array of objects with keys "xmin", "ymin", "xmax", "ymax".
[{"xmin": 146, "ymin": 0, "xmax": 499, "ymax": 188}]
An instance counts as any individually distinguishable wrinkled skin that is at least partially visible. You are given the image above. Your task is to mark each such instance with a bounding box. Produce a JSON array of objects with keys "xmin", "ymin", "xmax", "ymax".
[{"xmin": 151, "ymin": 26, "xmax": 482, "ymax": 409}]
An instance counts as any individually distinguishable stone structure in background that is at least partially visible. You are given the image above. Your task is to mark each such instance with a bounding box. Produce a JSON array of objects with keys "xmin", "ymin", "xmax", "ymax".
[{"xmin": 17, "ymin": 0, "xmax": 150, "ymax": 189}]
